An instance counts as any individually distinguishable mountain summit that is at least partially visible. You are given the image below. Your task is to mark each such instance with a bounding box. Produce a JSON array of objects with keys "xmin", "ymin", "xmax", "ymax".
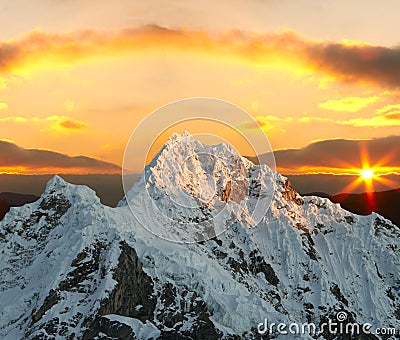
[
  {"xmin": 1, "ymin": 133, "xmax": 399, "ymax": 339},
  {"xmin": 123, "ymin": 131, "xmax": 277, "ymax": 242}
]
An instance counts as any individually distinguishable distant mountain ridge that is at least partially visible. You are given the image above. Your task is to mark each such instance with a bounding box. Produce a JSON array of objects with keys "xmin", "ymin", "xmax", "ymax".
[
  {"xmin": 0, "ymin": 174, "xmax": 139, "ymax": 208},
  {"xmin": 304, "ymin": 188, "xmax": 400, "ymax": 227},
  {"xmin": 0, "ymin": 192, "xmax": 39, "ymax": 220}
]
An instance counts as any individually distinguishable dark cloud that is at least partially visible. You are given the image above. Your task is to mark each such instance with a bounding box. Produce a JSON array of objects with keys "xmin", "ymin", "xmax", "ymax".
[
  {"xmin": 250, "ymin": 135, "xmax": 400, "ymax": 173},
  {"xmin": 307, "ymin": 43, "xmax": 400, "ymax": 87},
  {"xmin": 0, "ymin": 140, "xmax": 121, "ymax": 174}
]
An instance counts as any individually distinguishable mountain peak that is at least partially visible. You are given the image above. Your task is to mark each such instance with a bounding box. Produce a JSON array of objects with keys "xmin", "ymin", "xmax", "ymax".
[
  {"xmin": 45, "ymin": 175, "xmax": 68, "ymax": 192},
  {"xmin": 166, "ymin": 130, "xmax": 195, "ymax": 145},
  {"xmin": 124, "ymin": 132, "xmax": 275, "ymax": 242},
  {"xmin": 42, "ymin": 175, "xmax": 101, "ymax": 207},
  {"xmin": 145, "ymin": 131, "xmax": 255, "ymax": 203},
  {"xmin": 151, "ymin": 131, "xmax": 251, "ymax": 171}
]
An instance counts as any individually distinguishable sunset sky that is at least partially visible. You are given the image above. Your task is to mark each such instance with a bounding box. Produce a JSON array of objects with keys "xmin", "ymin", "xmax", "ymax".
[{"xmin": 0, "ymin": 0, "xmax": 399, "ymax": 190}]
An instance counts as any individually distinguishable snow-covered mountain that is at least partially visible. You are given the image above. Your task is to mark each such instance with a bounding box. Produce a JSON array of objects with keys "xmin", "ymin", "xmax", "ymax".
[{"xmin": 0, "ymin": 132, "xmax": 399, "ymax": 339}]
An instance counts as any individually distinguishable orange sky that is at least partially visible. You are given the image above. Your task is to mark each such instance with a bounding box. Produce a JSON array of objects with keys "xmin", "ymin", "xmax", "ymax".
[{"xmin": 0, "ymin": 1, "xmax": 399, "ymax": 181}]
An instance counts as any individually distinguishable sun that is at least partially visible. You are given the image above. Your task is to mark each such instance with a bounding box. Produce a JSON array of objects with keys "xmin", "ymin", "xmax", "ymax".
[{"xmin": 360, "ymin": 169, "xmax": 374, "ymax": 180}]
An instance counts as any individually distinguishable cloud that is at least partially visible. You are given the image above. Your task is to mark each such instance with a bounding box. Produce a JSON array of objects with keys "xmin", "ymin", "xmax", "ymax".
[
  {"xmin": 250, "ymin": 135, "xmax": 400, "ymax": 175},
  {"xmin": 0, "ymin": 140, "xmax": 121, "ymax": 174},
  {"xmin": 58, "ymin": 119, "xmax": 87, "ymax": 130},
  {"xmin": 338, "ymin": 116, "xmax": 400, "ymax": 128},
  {"xmin": 0, "ymin": 116, "xmax": 27, "ymax": 123},
  {"xmin": 240, "ymin": 115, "xmax": 281, "ymax": 131},
  {"xmin": 376, "ymin": 104, "xmax": 400, "ymax": 116},
  {"xmin": 1, "ymin": 26, "xmax": 400, "ymax": 88},
  {"xmin": 239, "ymin": 114, "xmax": 330, "ymax": 132},
  {"xmin": 0, "ymin": 26, "xmax": 196, "ymax": 74},
  {"xmin": 307, "ymin": 41, "xmax": 400, "ymax": 87},
  {"xmin": 0, "ymin": 114, "xmax": 87, "ymax": 133},
  {"xmin": 43, "ymin": 116, "xmax": 87, "ymax": 133},
  {"xmin": 338, "ymin": 104, "xmax": 400, "ymax": 127},
  {"xmin": 318, "ymin": 96, "xmax": 379, "ymax": 112},
  {"xmin": 297, "ymin": 116, "xmax": 330, "ymax": 123},
  {"xmin": 0, "ymin": 102, "xmax": 7, "ymax": 110}
]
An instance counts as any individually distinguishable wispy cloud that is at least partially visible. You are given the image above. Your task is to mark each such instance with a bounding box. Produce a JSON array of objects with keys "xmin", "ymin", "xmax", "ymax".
[
  {"xmin": 240, "ymin": 115, "xmax": 282, "ymax": 131},
  {"xmin": 0, "ymin": 114, "xmax": 87, "ymax": 133},
  {"xmin": 0, "ymin": 116, "xmax": 27, "ymax": 123},
  {"xmin": 239, "ymin": 114, "xmax": 331, "ymax": 132},
  {"xmin": 338, "ymin": 104, "xmax": 400, "ymax": 127},
  {"xmin": 375, "ymin": 104, "xmax": 400, "ymax": 116},
  {"xmin": 318, "ymin": 96, "xmax": 379, "ymax": 112}
]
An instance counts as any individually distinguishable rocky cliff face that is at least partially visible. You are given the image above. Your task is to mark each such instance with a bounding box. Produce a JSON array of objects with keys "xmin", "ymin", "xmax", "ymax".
[
  {"xmin": 281, "ymin": 179, "xmax": 304, "ymax": 206},
  {"xmin": 0, "ymin": 133, "xmax": 399, "ymax": 339}
]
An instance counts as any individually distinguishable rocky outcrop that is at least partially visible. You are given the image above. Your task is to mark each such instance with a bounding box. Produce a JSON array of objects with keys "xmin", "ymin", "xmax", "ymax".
[
  {"xmin": 83, "ymin": 241, "xmax": 226, "ymax": 339},
  {"xmin": 83, "ymin": 241, "xmax": 156, "ymax": 339},
  {"xmin": 99, "ymin": 241, "xmax": 156, "ymax": 320},
  {"xmin": 29, "ymin": 290, "xmax": 60, "ymax": 328},
  {"xmin": 155, "ymin": 283, "xmax": 227, "ymax": 339},
  {"xmin": 282, "ymin": 179, "xmax": 304, "ymax": 205},
  {"xmin": 249, "ymin": 250, "xmax": 279, "ymax": 286},
  {"xmin": 221, "ymin": 181, "xmax": 232, "ymax": 202}
]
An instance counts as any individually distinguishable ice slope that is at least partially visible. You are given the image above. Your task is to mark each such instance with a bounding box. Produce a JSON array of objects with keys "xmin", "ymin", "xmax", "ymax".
[{"xmin": 0, "ymin": 132, "xmax": 399, "ymax": 339}]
